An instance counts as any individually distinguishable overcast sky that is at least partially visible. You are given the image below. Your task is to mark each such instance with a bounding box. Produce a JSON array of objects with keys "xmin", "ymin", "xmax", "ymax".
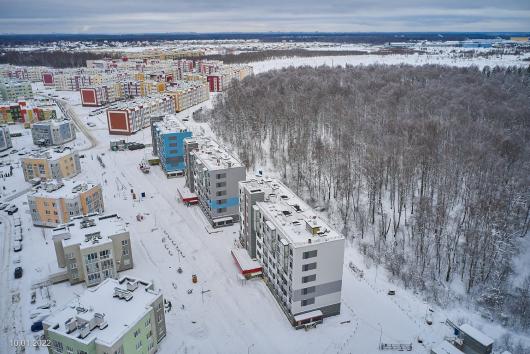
[{"xmin": 1, "ymin": 0, "xmax": 529, "ymax": 34}]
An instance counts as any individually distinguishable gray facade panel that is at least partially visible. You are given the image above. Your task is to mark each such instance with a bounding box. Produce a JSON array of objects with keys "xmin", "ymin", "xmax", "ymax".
[{"xmin": 292, "ymin": 280, "xmax": 343, "ymax": 301}]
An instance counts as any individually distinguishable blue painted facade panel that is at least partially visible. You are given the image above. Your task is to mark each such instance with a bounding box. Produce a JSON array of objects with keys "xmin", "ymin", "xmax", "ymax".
[
  {"xmin": 208, "ymin": 197, "xmax": 239, "ymax": 209},
  {"xmin": 157, "ymin": 130, "xmax": 192, "ymax": 173}
]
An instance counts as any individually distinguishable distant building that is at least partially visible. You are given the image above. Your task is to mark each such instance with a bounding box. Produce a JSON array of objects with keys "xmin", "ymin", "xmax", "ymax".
[
  {"xmin": 106, "ymin": 95, "xmax": 175, "ymax": 135},
  {"xmin": 80, "ymin": 83, "xmax": 123, "ymax": 107},
  {"xmin": 151, "ymin": 115, "xmax": 192, "ymax": 176},
  {"xmin": 510, "ymin": 36, "xmax": 529, "ymax": 42},
  {"xmin": 184, "ymin": 136, "xmax": 246, "ymax": 227},
  {"xmin": 51, "ymin": 214, "xmax": 133, "ymax": 287},
  {"xmin": 28, "ymin": 179, "xmax": 104, "ymax": 227},
  {"xmin": 238, "ymin": 177, "xmax": 345, "ymax": 327},
  {"xmin": 165, "ymin": 81, "xmax": 209, "ymax": 112},
  {"xmin": 0, "ymin": 79, "xmax": 33, "ymax": 101},
  {"xmin": 21, "ymin": 146, "xmax": 81, "ymax": 181},
  {"xmin": 0, "ymin": 125, "xmax": 12, "ymax": 152},
  {"xmin": 0, "ymin": 100, "xmax": 57, "ymax": 124},
  {"xmin": 31, "ymin": 119, "xmax": 76, "ymax": 146},
  {"xmin": 43, "ymin": 276, "xmax": 166, "ymax": 354}
]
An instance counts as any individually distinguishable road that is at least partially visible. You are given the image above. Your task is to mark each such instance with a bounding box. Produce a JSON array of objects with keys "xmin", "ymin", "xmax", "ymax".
[{"xmin": 0, "ymin": 213, "xmax": 14, "ymax": 352}]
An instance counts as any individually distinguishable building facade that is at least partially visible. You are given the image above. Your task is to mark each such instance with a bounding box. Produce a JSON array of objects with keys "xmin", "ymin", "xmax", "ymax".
[
  {"xmin": 106, "ymin": 95, "xmax": 175, "ymax": 135},
  {"xmin": 151, "ymin": 115, "xmax": 192, "ymax": 175},
  {"xmin": 0, "ymin": 79, "xmax": 33, "ymax": 101},
  {"xmin": 239, "ymin": 177, "xmax": 345, "ymax": 327},
  {"xmin": 184, "ymin": 137, "xmax": 245, "ymax": 227},
  {"xmin": 51, "ymin": 214, "xmax": 133, "ymax": 287},
  {"xmin": 0, "ymin": 125, "xmax": 12, "ymax": 152},
  {"xmin": 31, "ymin": 119, "xmax": 76, "ymax": 146},
  {"xmin": 21, "ymin": 147, "xmax": 81, "ymax": 181},
  {"xmin": 165, "ymin": 81, "xmax": 209, "ymax": 112},
  {"xmin": 28, "ymin": 180, "xmax": 104, "ymax": 227},
  {"xmin": 43, "ymin": 276, "xmax": 166, "ymax": 354}
]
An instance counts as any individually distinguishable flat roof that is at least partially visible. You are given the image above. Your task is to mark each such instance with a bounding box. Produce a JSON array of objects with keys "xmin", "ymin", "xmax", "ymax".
[
  {"xmin": 166, "ymin": 80, "xmax": 206, "ymax": 92},
  {"xmin": 23, "ymin": 146, "xmax": 77, "ymax": 161},
  {"xmin": 231, "ymin": 249, "xmax": 261, "ymax": 272},
  {"xmin": 186, "ymin": 136, "xmax": 243, "ymax": 171},
  {"xmin": 243, "ymin": 177, "xmax": 343, "ymax": 247},
  {"xmin": 52, "ymin": 214, "xmax": 127, "ymax": 249},
  {"xmin": 431, "ymin": 341, "xmax": 465, "ymax": 354},
  {"xmin": 44, "ymin": 276, "xmax": 160, "ymax": 347},
  {"xmin": 32, "ymin": 119, "xmax": 72, "ymax": 128},
  {"xmin": 153, "ymin": 114, "xmax": 189, "ymax": 134},
  {"xmin": 30, "ymin": 179, "xmax": 99, "ymax": 199},
  {"xmin": 459, "ymin": 324, "xmax": 494, "ymax": 346},
  {"xmin": 293, "ymin": 310, "xmax": 323, "ymax": 322},
  {"xmin": 107, "ymin": 94, "xmax": 170, "ymax": 112}
]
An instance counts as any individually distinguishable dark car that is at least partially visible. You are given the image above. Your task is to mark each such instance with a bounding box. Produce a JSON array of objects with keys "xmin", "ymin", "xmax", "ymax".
[
  {"xmin": 128, "ymin": 143, "xmax": 145, "ymax": 151},
  {"xmin": 31, "ymin": 321, "xmax": 43, "ymax": 332},
  {"xmin": 14, "ymin": 267, "xmax": 23, "ymax": 279}
]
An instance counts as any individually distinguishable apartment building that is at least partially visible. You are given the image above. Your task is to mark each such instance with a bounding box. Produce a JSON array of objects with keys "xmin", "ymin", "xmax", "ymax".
[
  {"xmin": 151, "ymin": 115, "xmax": 192, "ymax": 176},
  {"xmin": 21, "ymin": 146, "xmax": 81, "ymax": 181},
  {"xmin": 121, "ymin": 80, "xmax": 166, "ymax": 98},
  {"xmin": 184, "ymin": 137, "xmax": 245, "ymax": 227},
  {"xmin": 1, "ymin": 100, "xmax": 57, "ymax": 124},
  {"xmin": 0, "ymin": 79, "xmax": 33, "ymax": 101},
  {"xmin": 51, "ymin": 214, "xmax": 133, "ymax": 287},
  {"xmin": 0, "ymin": 124, "xmax": 12, "ymax": 152},
  {"xmin": 106, "ymin": 95, "xmax": 175, "ymax": 135},
  {"xmin": 28, "ymin": 179, "xmax": 104, "ymax": 227},
  {"xmin": 239, "ymin": 177, "xmax": 345, "ymax": 327},
  {"xmin": 165, "ymin": 81, "xmax": 209, "ymax": 112},
  {"xmin": 80, "ymin": 82, "xmax": 123, "ymax": 107},
  {"xmin": 43, "ymin": 276, "xmax": 166, "ymax": 354},
  {"xmin": 31, "ymin": 119, "xmax": 76, "ymax": 146}
]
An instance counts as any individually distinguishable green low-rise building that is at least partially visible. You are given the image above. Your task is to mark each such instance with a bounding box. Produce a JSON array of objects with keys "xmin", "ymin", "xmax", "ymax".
[{"xmin": 43, "ymin": 276, "xmax": 167, "ymax": 354}]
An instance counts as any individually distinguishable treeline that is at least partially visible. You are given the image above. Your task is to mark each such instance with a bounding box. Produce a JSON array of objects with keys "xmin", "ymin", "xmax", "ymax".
[
  {"xmin": 0, "ymin": 50, "xmax": 121, "ymax": 68},
  {"xmin": 197, "ymin": 64, "xmax": 530, "ymax": 331},
  {"xmin": 199, "ymin": 48, "xmax": 420, "ymax": 64}
]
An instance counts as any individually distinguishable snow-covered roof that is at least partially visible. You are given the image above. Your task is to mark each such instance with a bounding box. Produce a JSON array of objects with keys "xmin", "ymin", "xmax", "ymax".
[
  {"xmin": 29, "ymin": 179, "xmax": 99, "ymax": 199},
  {"xmin": 153, "ymin": 114, "xmax": 189, "ymax": 134},
  {"xmin": 293, "ymin": 310, "xmax": 323, "ymax": 322},
  {"xmin": 107, "ymin": 94, "xmax": 171, "ymax": 112},
  {"xmin": 431, "ymin": 341, "xmax": 465, "ymax": 354},
  {"xmin": 231, "ymin": 248, "xmax": 261, "ymax": 272},
  {"xmin": 187, "ymin": 136, "xmax": 243, "ymax": 171},
  {"xmin": 43, "ymin": 276, "xmax": 161, "ymax": 347},
  {"xmin": 31, "ymin": 119, "xmax": 72, "ymax": 129},
  {"xmin": 23, "ymin": 146, "xmax": 77, "ymax": 161},
  {"xmin": 459, "ymin": 324, "xmax": 494, "ymax": 347},
  {"xmin": 243, "ymin": 177, "xmax": 343, "ymax": 247},
  {"xmin": 52, "ymin": 214, "xmax": 127, "ymax": 249}
]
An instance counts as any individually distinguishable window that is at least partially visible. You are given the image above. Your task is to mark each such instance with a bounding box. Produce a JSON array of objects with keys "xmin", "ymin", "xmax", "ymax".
[
  {"xmin": 122, "ymin": 240, "xmax": 129, "ymax": 246},
  {"xmin": 100, "ymin": 249, "xmax": 110, "ymax": 259},
  {"xmin": 217, "ymin": 199, "xmax": 226, "ymax": 205},
  {"xmin": 303, "ymin": 250, "xmax": 317, "ymax": 259},
  {"xmin": 218, "ymin": 208, "xmax": 226, "ymax": 213},
  {"xmin": 301, "ymin": 298, "xmax": 315, "ymax": 306},
  {"xmin": 123, "ymin": 247, "xmax": 129, "ymax": 256},
  {"xmin": 145, "ymin": 318, "xmax": 151, "ymax": 327},
  {"xmin": 66, "ymin": 346, "xmax": 74, "ymax": 354},
  {"xmin": 216, "ymin": 190, "xmax": 226, "ymax": 196},
  {"xmin": 302, "ymin": 286, "xmax": 315, "ymax": 295},
  {"xmin": 216, "ymin": 181, "xmax": 226, "ymax": 188},
  {"xmin": 302, "ymin": 274, "xmax": 316, "ymax": 283},
  {"xmin": 302, "ymin": 262, "xmax": 317, "ymax": 272},
  {"xmin": 134, "ymin": 328, "xmax": 141, "ymax": 337},
  {"xmin": 216, "ymin": 173, "xmax": 226, "ymax": 179},
  {"xmin": 51, "ymin": 339, "xmax": 63, "ymax": 353},
  {"xmin": 135, "ymin": 340, "xmax": 142, "ymax": 350}
]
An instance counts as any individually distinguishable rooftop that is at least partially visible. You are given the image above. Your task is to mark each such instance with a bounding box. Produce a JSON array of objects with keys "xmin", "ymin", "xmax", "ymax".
[
  {"xmin": 187, "ymin": 136, "xmax": 243, "ymax": 171},
  {"xmin": 107, "ymin": 94, "xmax": 171, "ymax": 111},
  {"xmin": 431, "ymin": 341, "xmax": 465, "ymax": 354},
  {"xmin": 166, "ymin": 80, "xmax": 206, "ymax": 92},
  {"xmin": 153, "ymin": 114, "xmax": 189, "ymax": 134},
  {"xmin": 459, "ymin": 324, "xmax": 494, "ymax": 347},
  {"xmin": 23, "ymin": 146, "xmax": 77, "ymax": 161},
  {"xmin": 242, "ymin": 177, "xmax": 343, "ymax": 247},
  {"xmin": 43, "ymin": 276, "xmax": 161, "ymax": 347},
  {"xmin": 30, "ymin": 179, "xmax": 99, "ymax": 199},
  {"xmin": 32, "ymin": 119, "xmax": 71, "ymax": 128},
  {"xmin": 52, "ymin": 213, "xmax": 127, "ymax": 249}
]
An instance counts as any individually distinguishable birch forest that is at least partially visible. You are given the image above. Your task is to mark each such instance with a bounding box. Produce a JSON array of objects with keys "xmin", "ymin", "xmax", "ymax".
[{"xmin": 198, "ymin": 64, "xmax": 530, "ymax": 331}]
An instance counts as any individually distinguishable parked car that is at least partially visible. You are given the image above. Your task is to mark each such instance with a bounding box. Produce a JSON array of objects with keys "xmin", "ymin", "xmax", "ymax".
[
  {"xmin": 31, "ymin": 321, "xmax": 43, "ymax": 332},
  {"xmin": 14, "ymin": 233, "xmax": 22, "ymax": 242},
  {"xmin": 7, "ymin": 205, "xmax": 18, "ymax": 215},
  {"xmin": 14, "ymin": 267, "xmax": 23, "ymax": 279},
  {"xmin": 128, "ymin": 142, "xmax": 145, "ymax": 151},
  {"xmin": 87, "ymin": 122, "xmax": 96, "ymax": 127},
  {"xmin": 10, "ymin": 149, "xmax": 18, "ymax": 154},
  {"xmin": 0, "ymin": 203, "xmax": 8, "ymax": 210},
  {"xmin": 13, "ymin": 241, "xmax": 22, "ymax": 252},
  {"xmin": 387, "ymin": 290, "xmax": 396, "ymax": 295}
]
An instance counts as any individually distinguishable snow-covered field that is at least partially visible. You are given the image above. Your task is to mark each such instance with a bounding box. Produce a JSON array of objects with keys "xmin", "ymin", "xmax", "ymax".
[{"xmin": 0, "ymin": 50, "xmax": 528, "ymax": 354}]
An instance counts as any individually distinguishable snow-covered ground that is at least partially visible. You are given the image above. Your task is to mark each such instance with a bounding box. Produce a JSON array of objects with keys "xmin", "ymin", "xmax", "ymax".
[{"xmin": 1, "ymin": 50, "xmax": 528, "ymax": 354}]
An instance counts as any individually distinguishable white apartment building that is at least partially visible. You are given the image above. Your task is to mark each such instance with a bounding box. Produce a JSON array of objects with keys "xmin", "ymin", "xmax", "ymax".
[
  {"xmin": 52, "ymin": 214, "xmax": 133, "ymax": 287},
  {"xmin": 239, "ymin": 177, "xmax": 345, "ymax": 327},
  {"xmin": 0, "ymin": 124, "xmax": 12, "ymax": 151}
]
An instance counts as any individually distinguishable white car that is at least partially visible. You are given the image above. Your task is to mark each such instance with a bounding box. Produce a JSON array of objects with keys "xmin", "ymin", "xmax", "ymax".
[
  {"xmin": 13, "ymin": 241, "xmax": 22, "ymax": 252},
  {"xmin": 87, "ymin": 122, "xmax": 96, "ymax": 127}
]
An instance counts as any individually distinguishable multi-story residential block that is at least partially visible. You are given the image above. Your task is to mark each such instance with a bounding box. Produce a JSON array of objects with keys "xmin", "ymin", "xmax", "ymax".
[
  {"xmin": 151, "ymin": 115, "xmax": 192, "ymax": 176},
  {"xmin": 1, "ymin": 65, "xmax": 47, "ymax": 82},
  {"xmin": 43, "ymin": 276, "xmax": 166, "ymax": 354},
  {"xmin": 21, "ymin": 146, "xmax": 81, "ymax": 181},
  {"xmin": 31, "ymin": 119, "xmax": 76, "ymax": 146},
  {"xmin": 239, "ymin": 177, "xmax": 345, "ymax": 327},
  {"xmin": 28, "ymin": 179, "xmax": 104, "ymax": 227},
  {"xmin": 121, "ymin": 80, "xmax": 166, "ymax": 98},
  {"xmin": 51, "ymin": 214, "xmax": 133, "ymax": 287},
  {"xmin": 80, "ymin": 83, "xmax": 123, "ymax": 107},
  {"xmin": 106, "ymin": 95, "xmax": 175, "ymax": 135},
  {"xmin": 184, "ymin": 137, "xmax": 245, "ymax": 227},
  {"xmin": 165, "ymin": 81, "xmax": 209, "ymax": 112},
  {"xmin": 1, "ymin": 100, "xmax": 57, "ymax": 124},
  {"xmin": 0, "ymin": 79, "xmax": 33, "ymax": 101},
  {"xmin": 0, "ymin": 125, "xmax": 12, "ymax": 152}
]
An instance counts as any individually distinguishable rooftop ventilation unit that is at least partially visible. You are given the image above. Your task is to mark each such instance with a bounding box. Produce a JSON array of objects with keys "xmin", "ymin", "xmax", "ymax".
[
  {"xmin": 65, "ymin": 317, "xmax": 77, "ymax": 334},
  {"xmin": 113, "ymin": 287, "xmax": 134, "ymax": 301},
  {"xmin": 78, "ymin": 323, "xmax": 90, "ymax": 339},
  {"xmin": 80, "ymin": 219, "xmax": 96, "ymax": 229}
]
